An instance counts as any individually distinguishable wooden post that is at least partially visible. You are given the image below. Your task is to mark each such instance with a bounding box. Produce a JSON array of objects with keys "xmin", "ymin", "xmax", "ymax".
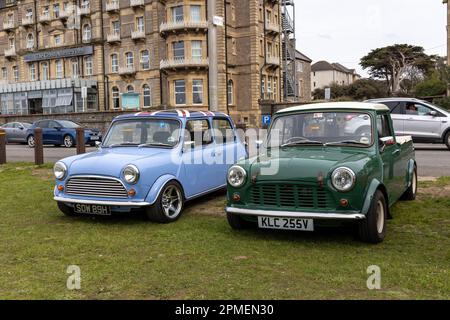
[
  {"xmin": 34, "ymin": 127, "xmax": 44, "ymax": 165},
  {"xmin": 0, "ymin": 128, "xmax": 6, "ymax": 165},
  {"xmin": 76, "ymin": 127, "xmax": 86, "ymax": 155}
]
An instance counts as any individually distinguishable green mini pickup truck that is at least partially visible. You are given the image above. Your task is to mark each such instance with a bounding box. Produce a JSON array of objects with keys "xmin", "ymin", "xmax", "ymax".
[{"xmin": 226, "ymin": 102, "xmax": 417, "ymax": 243}]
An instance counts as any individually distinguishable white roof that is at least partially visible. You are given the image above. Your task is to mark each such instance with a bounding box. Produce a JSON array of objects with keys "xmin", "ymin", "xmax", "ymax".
[{"xmin": 276, "ymin": 102, "xmax": 389, "ymax": 114}]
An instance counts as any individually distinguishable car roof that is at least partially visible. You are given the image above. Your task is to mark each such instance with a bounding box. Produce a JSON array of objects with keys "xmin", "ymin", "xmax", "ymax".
[
  {"xmin": 276, "ymin": 102, "xmax": 389, "ymax": 114},
  {"xmin": 366, "ymin": 97, "xmax": 424, "ymax": 103},
  {"xmin": 114, "ymin": 109, "xmax": 230, "ymax": 121}
]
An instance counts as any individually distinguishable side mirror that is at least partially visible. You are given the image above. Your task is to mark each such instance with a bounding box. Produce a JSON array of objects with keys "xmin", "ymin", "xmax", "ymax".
[
  {"xmin": 182, "ymin": 141, "xmax": 195, "ymax": 153},
  {"xmin": 54, "ymin": 126, "xmax": 61, "ymax": 130},
  {"xmin": 95, "ymin": 141, "xmax": 102, "ymax": 149},
  {"xmin": 429, "ymin": 111, "xmax": 438, "ymax": 117},
  {"xmin": 19, "ymin": 126, "xmax": 24, "ymax": 130},
  {"xmin": 379, "ymin": 136, "xmax": 396, "ymax": 153}
]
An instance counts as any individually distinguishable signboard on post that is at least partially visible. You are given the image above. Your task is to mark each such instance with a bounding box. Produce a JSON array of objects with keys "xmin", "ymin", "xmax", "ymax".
[
  {"xmin": 213, "ymin": 16, "xmax": 224, "ymax": 27},
  {"xmin": 121, "ymin": 93, "xmax": 140, "ymax": 110},
  {"xmin": 325, "ymin": 88, "xmax": 331, "ymax": 100},
  {"xmin": 262, "ymin": 114, "xmax": 272, "ymax": 127}
]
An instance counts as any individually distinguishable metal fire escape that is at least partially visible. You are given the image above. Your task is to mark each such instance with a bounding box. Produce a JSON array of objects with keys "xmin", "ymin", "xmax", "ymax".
[{"xmin": 282, "ymin": 0, "xmax": 297, "ymax": 101}]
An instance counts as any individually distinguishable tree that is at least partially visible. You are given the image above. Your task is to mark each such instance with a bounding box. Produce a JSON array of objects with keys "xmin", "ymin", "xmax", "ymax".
[
  {"xmin": 312, "ymin": 79, "xmax": 388, "ymax": 101},
  {"xmin": 414, "ymin": 71, "xmax": 447, "ymax": 97},
  {"xmin": 360, "ymin": 44, "xmax": 436, "ymax": 94}
]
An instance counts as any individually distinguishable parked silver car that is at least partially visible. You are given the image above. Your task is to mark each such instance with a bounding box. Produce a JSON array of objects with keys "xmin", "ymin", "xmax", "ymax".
[
  {"xmin": 0, "ymin": 122, "xmax": 32, "ymax": 143},
  {"xmin": 366, "ymin": 98, "xmax": 450, "ymax": 150}
]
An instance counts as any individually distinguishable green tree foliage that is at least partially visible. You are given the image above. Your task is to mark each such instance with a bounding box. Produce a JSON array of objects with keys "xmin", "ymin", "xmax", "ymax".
[
  {"xmin": 414, "ymin": 71, "xmax": 447, "ymax": 97},
  {"xmin": 360, "ymin": 44, "xmax": 436, "ymax": 94},
  {"xmin": 312, "ymin": 79, "xmax": 388, "ymax": 101}
]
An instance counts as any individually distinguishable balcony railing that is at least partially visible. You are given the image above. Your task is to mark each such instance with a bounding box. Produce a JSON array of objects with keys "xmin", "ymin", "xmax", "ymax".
[
  {"xmin": 266, "ymin": 56, "xmax": 280, "ymax": 66},
  {"xmin": 106, "ymin": 32, "xmax": 121, "ymax": 43},
  {"xmin": 22, "ymin": 16, "xmax": 34, "ymax": 26},
  {"xmin": 80, "ymin": 4, "xmax": 90, "ymax": 15},
  {"xmin": 39, "ymin": 13, "xmax": 51, "ymax": 23},
  {"xmin": 130, "ymin": 0, "xmax": 145, "ymax": 7},
  {"xmin": 131, "ymin": 30, "xmax": 145, "ymax": 40},
  {"xmin": 3, "ymin": 20, "xmax": 15, "ymax": 30},
  {"xmin": 5, "ymin": 47, "xmax": 16, "ymax": 57},
  {"xmin": 106, "ymin": 1, "xmax": 120, "ymax": 12},
  {"xmin": 160, "ymin": 20, "xmax": 208, "ymax": 34},
  {"xmin": 119, "ymin": 66, "xmax": 136, "ymax": 75},
  {"xmin": 265, "ymin": 21, "xmax": 280, "ymax": 34},
  {"xmin": 59, "ymin": 10, "xmax": 70, "ymax": 20},
  {"xmin": 160, "ymin": 58, "xmax": 209, "ymax": 70}
]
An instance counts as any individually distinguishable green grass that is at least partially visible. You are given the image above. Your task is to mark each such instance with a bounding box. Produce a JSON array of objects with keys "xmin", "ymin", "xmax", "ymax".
[{"xmin": 0, "ymin": 163, "xmax": 449, "ymax": 299}]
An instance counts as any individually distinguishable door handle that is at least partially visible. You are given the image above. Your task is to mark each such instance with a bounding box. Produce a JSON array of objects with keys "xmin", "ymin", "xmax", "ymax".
[{"xmin": 392, "ymin": 149, "xmax": 400, "ymax": 156}]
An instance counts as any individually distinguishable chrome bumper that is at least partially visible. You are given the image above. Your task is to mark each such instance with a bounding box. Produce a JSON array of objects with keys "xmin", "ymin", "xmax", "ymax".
[
  {"xmin": 226, "ymin": 207, "xmax": 366, "ymax": 220},
  {"xmin": 54, "ymin": 196, "xmax": 150, "ymax": 207}
]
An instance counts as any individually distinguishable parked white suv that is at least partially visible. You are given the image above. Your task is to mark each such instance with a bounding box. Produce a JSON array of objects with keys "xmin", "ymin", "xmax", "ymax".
[{"xmin": 366, "ymin": 98, "xmax": 450, "ymax": 150}]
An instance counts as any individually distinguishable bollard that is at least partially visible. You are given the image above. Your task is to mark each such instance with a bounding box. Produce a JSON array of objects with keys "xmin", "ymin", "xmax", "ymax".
[
  {"xmin": 76, "ymin": 127, "xmax": 86, "ymax": 155},
  {"xmin": 0, "ymin": 128, "xmax": 6, "ymax": 165},
  {"xmin": 34, "ymin": 127, "xmax": 44, "ymax": 165}
]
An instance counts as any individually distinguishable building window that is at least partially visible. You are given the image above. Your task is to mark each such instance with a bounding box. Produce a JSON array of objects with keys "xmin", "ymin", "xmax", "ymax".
[
  {"xmin": 261, "ymin": 76, "xmax": 265, "ymax": 98},
  {"xmin": 127, "ymin": 85, "xmax": 134, "ymax": 93},
  {"xmin": 174, "ymin": 80, "xmax": 186, "ymax": 105},
  {"xmin": 71, "ymin": 59, "xmax": 79, "ymax": 78},
  {"xmin": 53, "ymin": 3, "xmax": 60, "ymax": 18},
  {"xmin": 191, "ymin": 41, "xmax": 202, "ymax": 60},
  {"xmin": 83, "ymin": 24, "xmax": 91, "ymax": 42},
  {"xmin": 42, "ymin": 62, "xmax": 49, "ymax": 80},
  {"xmin": 297, "ymin": 61, "xmax": 304, "ymax": 73},
  {"xmin": 140, "ymin": 50, "xmax": 150, "ymax": 70},
  {"xmin": 173, "ymin": 41, "xmax": 185, "ymax": 60},
  {"xmin": 192, "ymin": 79, "xmax": 203, "ymax": 104},
  {"xmin": 143, "ymin": 84, "xmax": 151, "ymax": 107},
  {"xmin": 8, "ymin": 38, "xmax": 15, "ymax": 49},
  {"xmin": 125, "ymin": 52, "xmax": 134, "ymax": 68},
  {"xmin": 267, "ymin": 76, "xmax": 272, "ymax": 99},
  {"xmin": 29, "ymin": 63, "xmax": 36, "ymax": 81},
  {"xmin": 112, "ymin": 87, "xmax": 120, "ymax": 109},
  {"xmin": 111, "ymin": 54, "xmax": 118, "ymax": 73},
  {"xmin": 1, "ymin": 67, "xmax": 7, "ymax": 80},
  {"xmin": 112, "ymin": 21, "xmax": 120, "ymax": 34},
  {"xmin": 55, "ymin": 60, "xmax": 63, "ymax": 78},
  {"xmin": 85, "ymin": 56, "xmax": 93, "ymax": 76},
  {"xmin": 227, "ymin": 80, "xmax": 234, "ymax": 105},
  {"xmin": 172, "ymin": 6, "xmax": 184, "ymax": 22},
  {"xmin": 190, "ymin": 5, "xmax": 201, "ymax": 22},
  {"xmin": 273, "ymin": 77, "xmax": 278, "ymax": 101},
  {"xmin": 26, "ymin": 8, "xmax": 33, "ymax": 19},
  {"xmin": 26, "ymin": 33, "xmax": 34, "ymax": 49},
  {"xmin": 136, "ymin": 16, "xmax": 144, "ymax": 32},
  {"xmin": 54, "ymin": 34, "xmax": 62, "ymax": 46},
  {"xmin": 13, "ymin": 66, "xmax": 19, "ymax": 82},
  {"xmin": 43, "ymin": 6, "xmax": 49, "ymax": 17}
]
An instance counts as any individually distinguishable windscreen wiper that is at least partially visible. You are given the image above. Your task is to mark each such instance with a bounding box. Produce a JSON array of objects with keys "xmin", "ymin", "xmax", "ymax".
[
  {"xmin": 138, "ymin": 142, "xmax": 174, "ymax": 148},
  {"xmin": 281, "ymin": 140, "xmax": 324, "ymax": 147},
  {"xmin": 108, "ymin": 142, "xmax": 139, "ymax": 148},
  {"xmin": 325, "ymin": 140, "xmax": 369, "ymax": 147}
]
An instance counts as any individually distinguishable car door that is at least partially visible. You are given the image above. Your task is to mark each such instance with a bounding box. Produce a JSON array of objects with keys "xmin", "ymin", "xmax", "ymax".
[
  {"xmin": 211, "ymin": 117, "xmax": 237, "ymax": 187},
  {"xmin": 377, "ymin": 113, "xmax": 405, "ymax": 202},
  {"xmin": 47, "ymin": 120, "xmax": 62, "ymax": 144},
  {"xmin": 9, "ymin": 122, "xmax": 22, "ymax": 142},
  {"xmin": 403, "ymin": 103, "xmax": 442, "ymax": 139},
  {"xmin": 36, "ymin": 120, "xmax": 51, "ymax": 144},
  {"xmin": 181, "ymin": 118, "xmax": 219, "ymax": 197},
  {"xmin": 383, "ymin": 101, "xmax": 406, "ymax": 136},
  {"xmin": 2, "ymin": 123, "xmax": 14, "ymax": 142}
]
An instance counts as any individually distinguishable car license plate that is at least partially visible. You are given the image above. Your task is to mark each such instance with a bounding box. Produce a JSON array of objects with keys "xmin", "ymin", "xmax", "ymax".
[
  {"xmin": 258, "ymin": 216, "xmax": 314, "ymax": 231},
  {"xmin": 74, "ymin": 204, "xmax": 111, "ymax": 216},
  {"xmin": 91, "ymin": 136, "xmax": 99, "ymax": 140}
]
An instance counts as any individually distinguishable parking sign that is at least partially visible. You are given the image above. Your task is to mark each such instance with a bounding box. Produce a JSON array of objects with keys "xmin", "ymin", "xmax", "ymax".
[{"xmin": 262, "ymin": 114, "xmax": 272, "ymax": 126}]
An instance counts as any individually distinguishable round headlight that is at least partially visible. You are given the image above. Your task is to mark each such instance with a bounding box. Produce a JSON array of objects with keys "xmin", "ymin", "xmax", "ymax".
[
  {"xmin": 123, "ymin": 165, "xmax": 140, "ymax": 184},
  {"xmin": 228, "ymin": 166, "xmax": 247, "ymax": 188},
  {"xmin": 53, "ymin": 162, "xmax": 67, "ymax": 180},
  {"xmin": 331, "ymin": 167, "xmax": 356, "ymax": 192}
]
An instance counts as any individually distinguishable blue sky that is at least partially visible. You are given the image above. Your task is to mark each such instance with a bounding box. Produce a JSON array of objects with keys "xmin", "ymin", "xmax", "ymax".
[{"xmin": 295, "ymin": 0, "xmax": 447, "ymax": 77}]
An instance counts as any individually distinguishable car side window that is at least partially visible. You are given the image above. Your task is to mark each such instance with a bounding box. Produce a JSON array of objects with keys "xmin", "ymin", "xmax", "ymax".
[
  {"xmin": 36, "ymin": 121, "xmax": 48, "ymax": 128},
  {"xmin": 212, "ymin": 118, "xmax": 234, "ymax": 144},
  {"xmin": 383, "ymin": 101, "xmax": 404, "ymax": 115},
  {"xmin": 376, "ymin": 114, "xmax": 393, "ymax": 138},
  {"xmin": 185, "ymin": 119, "xmax": 213, "ymax": 148},
  {"xmin": 49, "ymin": 121, "xmax": 60, "ymax": 129}
]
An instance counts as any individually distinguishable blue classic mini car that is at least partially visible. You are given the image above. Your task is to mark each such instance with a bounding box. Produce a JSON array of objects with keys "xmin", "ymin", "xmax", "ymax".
[{"xmin": 53, "ymin": 110, "xmax": 247, "ymax": 222}]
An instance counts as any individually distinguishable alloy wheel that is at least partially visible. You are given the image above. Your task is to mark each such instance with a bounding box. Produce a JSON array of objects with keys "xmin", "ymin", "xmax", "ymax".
[{"xmin": 161, "ymin": 185, "xmax": 182, "ymax": 219}]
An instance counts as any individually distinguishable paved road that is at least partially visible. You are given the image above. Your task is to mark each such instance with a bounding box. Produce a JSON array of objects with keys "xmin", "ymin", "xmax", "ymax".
[{"xmin": 3, "ymin": 143, "xmax": 450, "ymax": 177}]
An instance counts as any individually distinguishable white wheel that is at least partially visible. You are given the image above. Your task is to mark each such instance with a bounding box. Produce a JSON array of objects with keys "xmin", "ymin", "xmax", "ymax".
[
  {"xmin": 27, "ymin": 135, "xmax": 35, "ymax": 148},
  {"xmin": 376, "ymin": 200, "xmax": 385, "ymax": 234},
  {"xmin": 63, "ymin": 135, "xmax": 74, "ymax": 148}
]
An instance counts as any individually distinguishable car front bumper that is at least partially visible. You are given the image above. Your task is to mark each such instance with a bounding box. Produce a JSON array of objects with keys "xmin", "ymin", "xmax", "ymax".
[
  {"xmin": 226, "ymin": 207, "xmax": 366, "ymax": 220},
  {"xmin": 54, "ymin": 196, "xmax": 150, "ymax": 207}
]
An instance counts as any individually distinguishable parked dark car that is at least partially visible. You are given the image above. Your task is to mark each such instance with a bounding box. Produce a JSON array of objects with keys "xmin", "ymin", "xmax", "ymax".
[
  {"xmin": 26, "ymin": 120, "xmax": 102, "ymax": 148},
  {"xmin": 0, "ymin": 122, "xmax": 32, "ymax": 143}
]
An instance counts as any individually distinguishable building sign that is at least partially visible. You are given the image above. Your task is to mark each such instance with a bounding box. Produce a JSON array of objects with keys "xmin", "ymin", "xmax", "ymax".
[
  {"xmin": 213, "ymin": 16, "xmax": 224, "ymax": 27},
  {"xmin": 121, "ymin": 93, "xmax": 140, "ymax": 110},
  {"xmin": 24, "ymin": 46, "xmax": 94, "ymax": 63},
  {"xmin": 324, "ymin": 87, "xmax": 331, "ymax": 100}
]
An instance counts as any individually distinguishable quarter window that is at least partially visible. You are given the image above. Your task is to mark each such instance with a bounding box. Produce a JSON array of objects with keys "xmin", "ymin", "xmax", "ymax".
[
  {"xmin": 185, "ymin": 119, "xmax": 213, "ymax": 147},
  {"xmin": 212, "ymin": 118, "xmax": 234, "ymax": 144}
]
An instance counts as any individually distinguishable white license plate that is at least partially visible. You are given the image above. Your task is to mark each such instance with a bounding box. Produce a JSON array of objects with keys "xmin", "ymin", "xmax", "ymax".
[
  {"xmin": 90, "ymin": 136, "xmax": 100, "ymax": 140},
  {"xmin": 258, "ymin": 216, "xmax": 314, "ymax": 231},
  {"xmin": 74, "ymin": 204, "xmax": 111, "ymax": 216}
]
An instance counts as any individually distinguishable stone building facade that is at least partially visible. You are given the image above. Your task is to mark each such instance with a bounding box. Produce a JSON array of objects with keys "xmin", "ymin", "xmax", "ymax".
[{"xmin": 0, "ymin": 0, "xmax": 284, "ymax": 126}]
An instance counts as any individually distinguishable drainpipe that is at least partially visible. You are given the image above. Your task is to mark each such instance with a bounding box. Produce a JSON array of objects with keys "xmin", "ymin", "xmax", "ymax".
[
  {"xmin": 260, "ymin": 0, "xmax": 267, "ymax": 102},
  {"xmin": 99, "ymin": 0, "xmax": 109, "ymax": 110},
  {"xmin": 224, "ymin": 0, "xmax": 229, "ymax": 115},
  {"xmin": 208, "ymin": 0, "xmax": 218, "ymax": 112}
]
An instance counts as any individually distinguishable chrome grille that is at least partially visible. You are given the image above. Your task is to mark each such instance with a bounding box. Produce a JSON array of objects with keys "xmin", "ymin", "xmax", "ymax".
[
  {"xmin": 249, "ymin": 183, "xmax": 331, "ymax": 209},
  {"xmin": 65, "ymin": 176, "xmax": 128, "ymax": 199}
]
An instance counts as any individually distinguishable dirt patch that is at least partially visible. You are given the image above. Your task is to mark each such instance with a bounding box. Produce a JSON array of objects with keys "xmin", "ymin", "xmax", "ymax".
[
  {"xmin": 184, "ymin": 190, "xmax": 227, "ymax": 217},
  {"xmin": 31, "ymin": 168, "xmax": 53, "ymax": 181},
  {"xmin": 418, "ymin": 185, "xmax": 450, "ymax": 199}
]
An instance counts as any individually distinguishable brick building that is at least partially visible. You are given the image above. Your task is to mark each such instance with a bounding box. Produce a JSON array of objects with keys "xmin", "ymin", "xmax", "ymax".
[{"xmin": 0, "ymin": 0, "xmax": 284, "ymax": 126}]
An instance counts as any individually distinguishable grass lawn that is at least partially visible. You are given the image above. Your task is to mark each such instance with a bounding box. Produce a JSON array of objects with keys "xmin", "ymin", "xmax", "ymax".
[{"xmin": 0, "ymin": 163, "xmax": 449, "ymax": 300}]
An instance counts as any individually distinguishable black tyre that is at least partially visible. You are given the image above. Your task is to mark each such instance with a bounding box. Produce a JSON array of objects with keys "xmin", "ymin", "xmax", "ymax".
[
  {"xmin": 57, "ymin": 202, "xmax": 77, "ymax": 217},
  {"xmin": 401, "ymin": 166, "xmax": 417, "ymax": 201},
  {"xmin": 445, "ymin": 131, "xmax": 450, "ymax": 151},
  {"xmin": 145, "ymin": 181, "xmax": 184, "ymax": 223},
  {"xmin": 227, "ymin": 212, "xmax": 253, "ymax": 230},
  {"xmin": 358, "ymin": 190, "xmax": 387, "ymax": 244},
  {"xmin": 63, "ymin": 135, "xmax": 74, "ymax": 148},
  {"xmin": 27, "ymin": 135, "xmax": 35, "ymax": 148}
]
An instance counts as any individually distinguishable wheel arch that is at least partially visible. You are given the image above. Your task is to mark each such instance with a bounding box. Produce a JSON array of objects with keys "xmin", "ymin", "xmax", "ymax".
[
  {"xmin": 442, "ymin": 127, "xmax": 450, "ymax": 143},
  {"xmin": 144, "ymin": 174, "xmax": 185, "ymax": 205},
  {"xmin": 362, "ymin": 179, "xmax": 391, "ymax": 219}
]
